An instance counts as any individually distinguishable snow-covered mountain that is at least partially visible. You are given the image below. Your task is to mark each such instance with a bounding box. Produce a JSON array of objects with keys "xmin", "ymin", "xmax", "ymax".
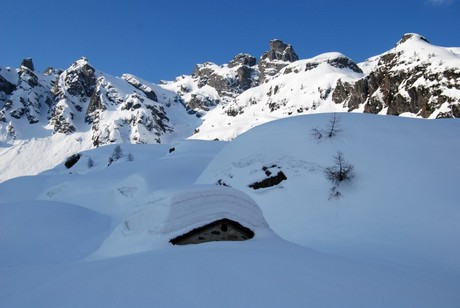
[
  {"xmin": 0, "ymin": 59, "xmax": 199, "ymax": 181},
  {"xmin": 0, "ymin": 57, "xmax": 197, "ymax": 145},
  {"xmin": 1, "ymin": 33, "xmax": 459, "ymax": 181},
  {"xmin": 189, "ymin": 33, "xmax": 460, "ymax": 140},
  {"xmin": 1, "ymin": 113, "xmax": 459, "ymax": 307},
  {"xmin": 191, "ymin": 52, "xmax": 364, "ymax": 140}
]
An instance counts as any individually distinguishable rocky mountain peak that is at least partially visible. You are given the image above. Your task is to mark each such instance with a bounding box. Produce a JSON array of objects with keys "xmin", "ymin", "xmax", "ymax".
[
  {"xmin": 62, "ymin": 57, "xmax": 97, "ymax": 98},
  {"xmin": 259, "ymin": 39, "xmax": 299, "ymax": 82},
  {"xmin": 332, "ymin": 33, "xmax": 460, "ymax": 118},
  {"xmin": 228, "ymin": 54, "xmax": 257, "ymax": 68},
  {"xmin": 178, "ymin": 54, "xmax": 260, "ymax": 112},
  {"xmin": 396, "ymin": 33, "xmax": 429, "ymax": 46},
  {"xmin": 20, "ymin": 58, "xmax": 35, "ymax": 71},
  {"xmin": 69, "ymin": 57, "xmax": 95, "ymax": 75},
  {"xmin": 0, "ymin": 68, "xmax": 16, "ymax": 96},
  {"xmin": 261, "ymin": 39, "xmax": 299, "ymax": 62}
]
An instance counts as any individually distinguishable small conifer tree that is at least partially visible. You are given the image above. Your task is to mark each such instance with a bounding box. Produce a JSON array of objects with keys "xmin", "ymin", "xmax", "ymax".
[{"xmin": 325, "ymin": 151, "xmax": 354, "ymax": 184}]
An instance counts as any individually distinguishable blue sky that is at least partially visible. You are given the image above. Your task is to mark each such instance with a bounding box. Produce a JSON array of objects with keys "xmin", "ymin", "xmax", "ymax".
[{"xmin": 1, "ymin": 0, "xmax": 459, "ymax": 82}]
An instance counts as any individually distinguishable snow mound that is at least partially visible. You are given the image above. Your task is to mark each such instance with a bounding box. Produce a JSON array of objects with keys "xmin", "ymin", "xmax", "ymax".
[
  {"xmin": 0, "ymin": 201, "xmax": 111, "ymax": 266},
  {"xmin": 160, "ymin": 185, "xmax": 269, "ymax": 233},
  {"xmin": 91, "ymin": 185, "xmax": 273, "ymax": 258}
]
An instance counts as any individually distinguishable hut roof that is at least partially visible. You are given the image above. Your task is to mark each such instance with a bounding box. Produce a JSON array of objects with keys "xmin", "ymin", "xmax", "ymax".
[{"xmin": 91, "ymin": 185, "xmax": 271, "ymax": 258}]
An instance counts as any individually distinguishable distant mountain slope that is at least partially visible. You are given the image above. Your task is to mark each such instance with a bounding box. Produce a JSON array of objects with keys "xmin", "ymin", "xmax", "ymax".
[
  {"xmin": 187, "ymin": 33, "xmax": 460, "ymax": 140},
  {"xmin": 334, "ymin": 33, "xmax": 460, "ymax": 118},
  {"xmin": 0, "ymin": 33, "xmax": 459, "ymax": 181},
  {"xmin": 191, "ymin": 52, "xmax": 364, "ymax": 140}
]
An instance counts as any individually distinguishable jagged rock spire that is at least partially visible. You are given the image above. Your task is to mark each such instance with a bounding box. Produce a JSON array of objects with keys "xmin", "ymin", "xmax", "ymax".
[
  {"xmin": 228, "ymin": 54, "xmax": 257, "ymax": 68},
  {"xmin": 20, "ymin": 58, "xmax": 35, "ymax": 71},
  {"xmin": 258, "ymin": 39, "xmax": 299, "ymax": 82},
  {"xmin": 260, "ymin": 39, "xmax": 299, "ymax": 62}
]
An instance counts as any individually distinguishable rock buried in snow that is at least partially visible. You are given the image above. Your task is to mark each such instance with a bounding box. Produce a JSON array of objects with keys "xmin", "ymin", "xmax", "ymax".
[{"xmin": 249, "ymin": 170, "xmax": 287, "ymax": 190}]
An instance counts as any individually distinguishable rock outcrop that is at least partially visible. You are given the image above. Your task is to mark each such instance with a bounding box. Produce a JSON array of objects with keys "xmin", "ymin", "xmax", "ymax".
[
  {"xmin": 332, "ymin": 34, "xmax": 460, "ymax": 118},
  {"xmin": 20, "ymin": 58, "xmax": 35, "ymax": 71},
  {"xmin": 258, "ymin": 39, "xmax": 299, "ymax": 83},
  {"xmin": 161, "ymin": 40, "xmax": 299, "ymax": 114},
  {"xmin": 162, "ymin": 53, "xmax": 260, "ymax": 114},
  {"xmin": 0, "ymin": 59, "xmax": 53, "ymax": 127}
]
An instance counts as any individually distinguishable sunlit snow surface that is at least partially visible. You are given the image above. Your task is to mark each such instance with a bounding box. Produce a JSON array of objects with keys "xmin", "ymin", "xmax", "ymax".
[{"xmin": 1, "ymin": 113, "xmax": 459, "ymax": 307}]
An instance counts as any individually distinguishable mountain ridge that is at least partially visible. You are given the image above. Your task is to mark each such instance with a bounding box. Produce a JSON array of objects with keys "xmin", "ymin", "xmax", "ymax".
[{"xmin": 1, "ymin": 33, "xmax": 459, "ymax": 180}]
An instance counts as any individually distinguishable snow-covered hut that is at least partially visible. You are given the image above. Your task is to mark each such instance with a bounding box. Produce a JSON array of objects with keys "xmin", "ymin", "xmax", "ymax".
[
  {"xmin": 161, "ymin": 185, "xmax": 268, "ymax": 245},
  {"xmin": 91, "ymin": 185, "xmax": 271, "ymax": 258}
]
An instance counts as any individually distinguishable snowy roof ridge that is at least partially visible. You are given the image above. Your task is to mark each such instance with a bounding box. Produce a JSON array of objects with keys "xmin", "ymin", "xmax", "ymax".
[
  {"xmin": 116, "ymin": 185, "xmax": 270, "ymax": 242},
  {"xmin": 160, "ymin": 185, "xmax": 269, "ymax": 235}
]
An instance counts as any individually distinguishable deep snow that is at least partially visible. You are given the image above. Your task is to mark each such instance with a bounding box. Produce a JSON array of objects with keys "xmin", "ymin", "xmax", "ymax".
[{"xmin": 1, "ymin": 113, "xmax": 459, "ymax": 307}]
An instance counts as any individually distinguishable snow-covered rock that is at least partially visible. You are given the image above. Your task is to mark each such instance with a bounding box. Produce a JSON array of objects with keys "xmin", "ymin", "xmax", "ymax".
[{"xmin": 161, "ymin": 53, "xmax": 259, "ymax": 115}]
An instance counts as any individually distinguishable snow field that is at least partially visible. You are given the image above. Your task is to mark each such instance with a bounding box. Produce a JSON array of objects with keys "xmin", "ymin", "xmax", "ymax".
[{"xmin": 0, "ymin": 113, "xmax": 459, "ymax": 307}]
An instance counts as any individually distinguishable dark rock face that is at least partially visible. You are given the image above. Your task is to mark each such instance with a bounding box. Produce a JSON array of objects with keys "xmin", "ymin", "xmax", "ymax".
[
  {"xmin": 188, "ymin": 93, "xmax": 220, "ymax": 112},
  {"xmin": 259, "ymin": 39, "xmax": 299, "ymax": 82},
  {"xmin": 228, "ymin": 54, "xmax": 257, "ymax": 68},
  {"xmin": 0, "ymin": 75, "xmax": 16, "ymax": 96},
  {"xmin": 327, "ymin": 56, "xmax": 362, "ymax": 74},
  {"xmin": 21, "ymin": 58, "xmax": 35, "ymax": 71},
  {"xmin": 193, "ymin": 64, "xmax": 230, "ymax": 95},
  {"xmin": 123, "ymin": 75, "xmax": 158, "ymax": 102},
  {"xmin": 86, "ymin": 84, "xmax": 105, "ymax": 119},
  {"xmin": 189, "ymin": 54, "xmax": 258, "ymax": 109},
  {"xmin": 261, "ymin": 40, "xmax": 299, "ymax": 62},
  {"xmin": 64, "ymin": 60, "xmax": 97, "ymax": 97},
  {"xmin": 236, "ymin": 66, "xmax": 255, "ymax": 91},
  {"xmin": 0, "ymin": 65, "xmax": 48, "ymax": 125}
]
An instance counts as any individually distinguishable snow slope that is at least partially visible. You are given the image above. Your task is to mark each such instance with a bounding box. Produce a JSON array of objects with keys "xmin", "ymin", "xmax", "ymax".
[
  {"xmin": 0, "ymin": 113, "xmax": 459, "ymax": 307},
  {"xmin": 197, "ymin": 113, "xmax": 460, "ymax": 274},
  {"xmin": 0, "ymin": 200, "xmax": 111, "ymax": 267},
  {"xmin": 2, "ymin": 239, "xmax": 458, "ymax": 307}
]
